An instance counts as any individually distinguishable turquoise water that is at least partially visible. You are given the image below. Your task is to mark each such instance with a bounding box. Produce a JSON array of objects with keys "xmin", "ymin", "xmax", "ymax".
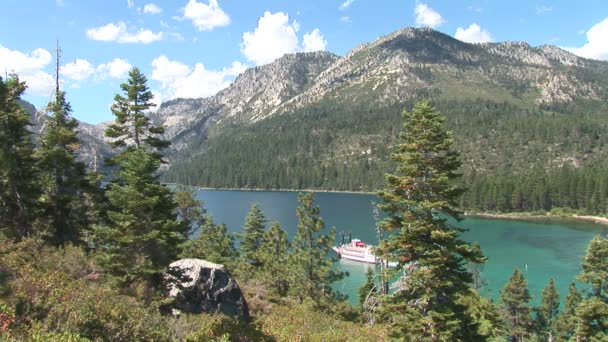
[{"xmin": 194, "ymin": 189, "xmax": 608, "ymax": 304}]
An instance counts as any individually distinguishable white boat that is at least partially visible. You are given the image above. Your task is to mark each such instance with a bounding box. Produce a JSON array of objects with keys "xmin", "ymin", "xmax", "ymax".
[{"xmin": 332, "ymin": 239, "xmax": 379, "ymax": 264}]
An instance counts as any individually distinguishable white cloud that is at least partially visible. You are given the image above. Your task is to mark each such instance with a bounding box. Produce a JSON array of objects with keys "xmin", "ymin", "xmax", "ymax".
[
  {"xmin": 241, "ymin": 11, "xmax": 300, "ymax": 65},
  {"xmin": 56, "ymin": 0, "xmax": 65, "ymax": 7},
  {"xmin": 339, "ymin": 0, "xmax": 354, "ymax": 11},
  {"xmin": 241, "ymin": 11, "xmax": 327, "ymax": 65},
  {"xmin": 127, "ymin": 0, "xmax": 134, "ymax": 8},
  {"xmin": 302, "ymin": 29, "xmax": 327, "ymax": 52},
  {"xmin": 0, "ymin": 45, "xmax": 54, "ymax": 96},
  {"xmin": 151, "ymin": 55, "xmax": 246, "ymax": 99},
  {"xmin": 179, "ymin": 0, "xmax": 230, "ymax": 31},
  {"xmin": 86, "ymin": 22, "xmax": 162, "ymax": 44},
  {"xmin": 414, "ymin": 3, "xmax": 444, "ymax": 28},
  {"xmin": 60, "ymin": 59, "xmax": 95, "ymax": 81},
  {"xmin": 454, "ymin": 23, "xmax": 493, "ymax": 43},
  {"xmin": 96, "ymin": 58, "xmax": 132, "ymax": 79},
  {"xmin": 340, "ymin": 16, "xmax": 352, "ymax": 23},
  {"xmin": 143, "ymin": 3, "xmax": 162, "ymax": 14},
  {"xmin": 565, "ymin": 17, "xmax": 608, "ymax": 60}
]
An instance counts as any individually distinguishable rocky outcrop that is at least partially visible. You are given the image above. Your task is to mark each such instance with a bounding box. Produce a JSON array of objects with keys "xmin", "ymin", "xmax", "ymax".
[{"xmin": 166, "ymin": 259, "xmax": 249, "ymax": 320}]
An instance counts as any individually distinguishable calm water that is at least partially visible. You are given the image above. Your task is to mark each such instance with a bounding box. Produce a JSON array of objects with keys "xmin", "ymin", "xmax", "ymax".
[{"xmin": 194, "ymin": 189, "xmax": 608, "ymax": 305}]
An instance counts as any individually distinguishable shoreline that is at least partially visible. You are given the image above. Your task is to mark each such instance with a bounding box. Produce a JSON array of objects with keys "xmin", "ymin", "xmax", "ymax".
[
  {"xmin": 166, "ymin": 183, "xmax": 608, "ymax": 226},
  {"xmin": 465, "ymin": 212, "xmax": 608, "ymax": 226}
]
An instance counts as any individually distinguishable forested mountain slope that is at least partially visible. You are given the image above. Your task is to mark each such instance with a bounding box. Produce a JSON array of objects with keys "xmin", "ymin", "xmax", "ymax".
[{"xmin": 159, "ymin": 28, "xmax": 608, "ymax": 213}]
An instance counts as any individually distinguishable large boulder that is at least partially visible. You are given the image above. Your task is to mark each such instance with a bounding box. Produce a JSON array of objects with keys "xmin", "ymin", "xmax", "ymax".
[{"xmin": 166, "ymin": 259, "xmax": 249, "ymax": 320}]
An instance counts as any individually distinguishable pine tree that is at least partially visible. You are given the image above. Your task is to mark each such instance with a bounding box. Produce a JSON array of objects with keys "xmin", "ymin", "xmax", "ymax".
[
  {"xmin": 174, "ymin": 186, "xmax": 207, "ymax": 238},
  {"xmin": 237, "ymin": 204, "xmax": 267, "ymax": 267},
  {"xmin": 182, "ymin": 217, "xmax": 238, "ymax": 267},
  {"xmin": 0, "ymin": 75, "xmax": 38, "ymax": 239},
  {"xmin": 36, "ymin": 47, "xmax": 98, "ymax": 246},
  {"xmin": 289, "ymin": 192, "xmax": 344, "ymax": 305},
  {"xmin": 578, "ymin": 235, "xmax": 608, "ymax": 300},
  {"xmin": 500, "ymin": 268, "xmax": 533, "ymax": 342},
  {"xmin": 554, "ymin": 282, "xmax": 582, "ymax": 342},
  {"xmin": 375, "ymin": 101, "xmax": 485, "ymax": 340},
  {"xmin": 259, "ymin": 222, "xmax": 291, "ymax": 296},
  {"xmin": 359, "ymin": 266, "xmax": 376, "ymax": 307},
  {"xmin": 572, "ymin": 235, "xmax": 608, "ymax": 341},
  {"xmin": 94, "ymin": 67, "xmax": 185, "ymax": 298},
  {"xmin": 573, "ymin": 298, "xmax": 608, "ymax": 341},
  {"xmin": 535, "ymin": 278, "xmax": 560, "ymax": 341}
]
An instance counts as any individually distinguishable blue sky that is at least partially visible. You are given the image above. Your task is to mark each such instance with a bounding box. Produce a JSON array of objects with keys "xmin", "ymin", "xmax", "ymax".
[{"xmin": 1, "ymin": 0, "xmax": 607, "ymax": 123}]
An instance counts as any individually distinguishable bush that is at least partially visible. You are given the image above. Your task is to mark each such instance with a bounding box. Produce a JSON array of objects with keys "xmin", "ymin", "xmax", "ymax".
[{"xmin": 258, "ymin": 301, "xmax": 389, "ymax": 341}]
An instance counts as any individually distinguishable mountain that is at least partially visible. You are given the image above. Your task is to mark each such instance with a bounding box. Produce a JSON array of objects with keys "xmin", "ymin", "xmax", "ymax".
[
  {"xmin": 27, "ymin": 27, "xmax": 608, "ymax": 204},
  {"xmin": 22, "ymin": 100, "xmax": 110, "ymax": 171},
  {"xmin": 155, "ymin": 27, "xmax": 608, "ymax": 194}
]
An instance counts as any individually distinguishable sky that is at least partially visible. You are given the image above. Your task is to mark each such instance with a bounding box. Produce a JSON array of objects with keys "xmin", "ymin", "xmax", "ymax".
[{"xmin": 1, "ymin": 0, "xmax": 607, "ymax": 124}]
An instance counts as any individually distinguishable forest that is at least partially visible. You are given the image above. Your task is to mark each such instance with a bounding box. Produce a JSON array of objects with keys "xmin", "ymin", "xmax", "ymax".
[
  {"xmin": 163, "ymin": 95, "xmax": 608, "ymax": 216},
  {"xmin": 1, "ymin": 69, "xmax": 607, "ymax": 341}
]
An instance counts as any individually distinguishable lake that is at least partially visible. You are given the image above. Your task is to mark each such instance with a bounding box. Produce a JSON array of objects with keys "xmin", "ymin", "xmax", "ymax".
[{"xmin": 194, "ymin": 189, "xmax": 608, "ymax": 305}]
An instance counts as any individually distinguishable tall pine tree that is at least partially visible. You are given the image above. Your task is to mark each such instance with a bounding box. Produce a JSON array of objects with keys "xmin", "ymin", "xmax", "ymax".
[
  {"xmin": 289, "ymin": 192, "xmax": 344, "ymax": 306},
  {"xmin": 259, "ymin": 222, "xmax": 291, "ymax": 297},
  {"xmin": 94, "ymin": 67, "xmax": 185, "ymax": 298},
  {"xmin": 554, "ymin": 282, "xmax": 582, "ymax": 341},
  {"xmin": 237, "ymin": 204, "xmax": 267, "ymax": 266},
  {"xmin": 36, "ymin": 45, "xmax": 98, "ymax": 246},
  {"xmin": 535, "ymin": 278, "xmax": 560, "ymax": 341},
  {"xmin": 375, "ymin": 100, "xmax": 485, "ymax": 340},
  {"xmin": 500, "ymin": 268, "xmax": 533, "ymax": 342},
  {"xmin": 0, "ymin": 75, "xmax": 38, "ymax": 239},
  {"xmin": 572, "ymin": 235, "xmax": 608, "ymax": 341}
]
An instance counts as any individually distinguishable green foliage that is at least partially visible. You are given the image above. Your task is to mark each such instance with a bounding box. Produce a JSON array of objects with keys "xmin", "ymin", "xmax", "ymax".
[
  {"xmin": 578, "ymin": 234, "xmax": 608, "ymax": 300},
  {"xmin": 554, "ymin": 282, "xmax": 582, "ymax": 341},
  {"xmin": 572, "ymin": 298, "xmax": 608, "ymax": 341},
  {"xmin": 257, "ymin": 302, "xmax": 389, "ymax": 341},
  {"xmin": 457, "ymin": 290, "xmax": 506, "ymax": 341},
  {"xmin": 258, "ymin": 222, "xmax": 291, "ymax": 297},
  {"xmin": 535, "ymin": 278, "xmax": 560, "ymax": 340},
  {"xmin": 174, "ymin": 186, "xmax": 207, "ymax": 237},
  {"xmin": 0, "ymin": 238, "xmax": 173, "ymax": 341},
  {"xmin": 36, "ymin": 88, "xmax": 98, "ymax": 246},
  {"xmin": 500, "ymin": 268, "xmax": 533, "ymax": 342},
  {"xmin": 104, "ymin": 67, "xmax": 168, "ymax": 151},
  {"xmin": 289, "ymin": 193, "xmax": 345, "ymax": 306},
  {"xmin": 182, "ymin": 217, "xmax": 239, "ymax": 267},
  {"xmin": 358, "ymin": 266, "xmax": 376, "ymax": 307},
  {"xmin": 0, "ymin": 75, "xmax": 39, "ymax": 239},
  {"xmin": 95, "ymin": 68, "xmax": 185, "ymax": 298},
  {"xmin": 237, "ymin": 204, "xmax": 267, "ymax": 267},
  {"xmin": 375, "ymin": 101, "xmax": 485, "ymax": 340}
]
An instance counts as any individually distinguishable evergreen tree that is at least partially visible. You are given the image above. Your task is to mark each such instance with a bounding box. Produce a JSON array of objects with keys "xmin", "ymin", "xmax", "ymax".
[
  {"xmin": 289, "ymin": 192, "xmax": 344, "ymax": 305},
  {"xmin": 578, "ymin": 235, "xmax": 608, "ymax": 300},
  {"xmin": 36, "ymin": 56, "xmax": 97, "ymax": 246},
  {"xmin": 182, "ymin": 217, "xmax": 238, "ymax": 267},
  {"xmin": 0, "ymin": 75, "xmax": 38, "ymax": 239},
  {"xmin": 94, "ymin": 67, "xmax": 185, "ymax": 298},
  {"xmin": 571, "ymin": 235, "xmax": 608, "ymax": 341},
  {"xmin": 554, "ymin": 282, "xmax": 582, "ymax": 342},
  {"xmin": 259, "ymin": 222, "xmax": 291, "ymax": 296},
  {"xmin": 174, "ymin": 186, "xmax": 206, "ymax": 238},
  {"xmin": 535, "ymin": 278, "xmax": 560, "ymax": 341},
  {"xmin": 573, "ymin": 298, "xmax": 608, "ymax": 341},
  {"xmin": 358, "ymin": 266, "xmax": 376, "ymax": 307},
  {"xmin": 237, "ymin": 204, "xmax": 267, "ymax": 266},
  {"xmin": 500, "ymin": 268, "xmax": 533, "ymax": 342},
  {"xmin": 375, "ymin": 100, "xmax": 485, "ymax": 340}
]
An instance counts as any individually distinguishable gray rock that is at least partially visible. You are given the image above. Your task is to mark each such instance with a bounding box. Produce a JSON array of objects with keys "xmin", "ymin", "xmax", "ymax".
[{"xmin": 166, "ymin": 258, "xmax": 249, "ymax": 320}]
